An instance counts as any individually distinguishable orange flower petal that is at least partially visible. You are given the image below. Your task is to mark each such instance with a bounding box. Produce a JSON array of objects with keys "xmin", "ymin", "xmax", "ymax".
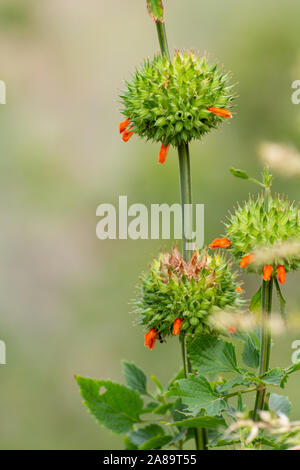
[
  {"xmin": 144, "ymin": 329, "xmax": 158, "ymax": 350},
  {"xmin": 240, "ymin": 254, "xmax": 255, "ymax": 268},
  {"xmin": 158, "ymin": 143, "xmax": 170, "ymax": 164},
  {"xmin": 119, "ymin": 117, "xmax": 131, "ymax": 134},
  {"xmin": 209, "ymin": 238, "xmax": 231, "ymax": 249},
  {"xmin": 208, "ymin": 106, "xmax": 232, "ymax": 118},
  {"xmin": 172, "ymin": 318, "xmax": 182, "ymax": 336},
  {"xmin": 277, "ymin": 265, "xmax": 286, "ymax": 285},
  {"xmin": 263, "ymin": 265, "xmax": 273, "ymax": 282},
  {"xmin": 122, "ymin": 131, "xmax": 134, "ymax": 142},
  {"xmin": 236, "ymin": 286, "xmax": 243, "ymax": 293}
]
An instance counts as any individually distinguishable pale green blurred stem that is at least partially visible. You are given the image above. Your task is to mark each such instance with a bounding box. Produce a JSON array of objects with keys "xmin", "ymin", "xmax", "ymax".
[{"xmin": 154, "ymin": 18, "xmax": 207, "ymax": 451}]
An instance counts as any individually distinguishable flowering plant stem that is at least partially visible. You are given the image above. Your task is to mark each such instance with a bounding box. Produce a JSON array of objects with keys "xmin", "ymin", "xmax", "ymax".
[
  {"xmin": 154, "ymin": 20, "xmax": 208, "ymax": 451},
  {"xmin": 253, "ymin": 278, "xmax": 273, "ymax": 421},
  {"xmin": 253, "ymin": 176, "xmax": 274, "ymax": 421}
]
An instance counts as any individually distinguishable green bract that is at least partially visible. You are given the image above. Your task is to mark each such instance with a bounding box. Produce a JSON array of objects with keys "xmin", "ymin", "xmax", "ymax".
[
  {"xmin": 133, "ymin": 248, "xmax": 243, "ymax": 340},
  {"xmin": 226, "ymin": 195, "xmax": 300, "ymax": 273},
  {"xmin": 121, "ymin": 52, "xmax": 234, "ymax": 146}
]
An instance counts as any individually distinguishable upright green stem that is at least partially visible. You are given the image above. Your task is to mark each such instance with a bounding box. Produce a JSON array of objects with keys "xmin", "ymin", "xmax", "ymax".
[
  {"xmin": 253, "ymin": 278, "xmax": 273, "ymax": 421},
  {"xmin": 156, "ymin": 22, "xmax": 170, "ymax": 60},
  {"xmin": 178, "ymin": 143, "xmax": 193, "ymax": 261},
  {"xmin": 154, "ymin": 15, "xmax": 206, "ymax": 450},
  {"xmin": 253, "ymin": 181, "xmax": 273, "ymax": 421}
]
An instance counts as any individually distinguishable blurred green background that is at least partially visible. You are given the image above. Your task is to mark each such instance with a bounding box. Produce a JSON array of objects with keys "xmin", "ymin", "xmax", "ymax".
[{"xmin": 0, "ymin": 0, "xmax": 299, "ymax": 449}]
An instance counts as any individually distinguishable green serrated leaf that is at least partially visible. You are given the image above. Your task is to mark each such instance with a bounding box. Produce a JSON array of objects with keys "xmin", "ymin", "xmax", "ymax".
[
  {"xmin": 188, "ymin": 335, "xmax": 239, "ymax": 375},
  {"xmin": 170, "ymin": 416, "xmax": 226, "ymax": 429},
  {"xmin": 169, "ymin": 375, "xmax": 227, "ymax": 416},
  {"xmin": 269, "ymin": 393, "xmax": 291, "ymax": 416},
  {"xmin": 122, "ymin": 361, "xmax": 147, "ymax": 395},
  {"xmin": 147, "ymin": 0, "xmax": 164, "ymax": 23},
  {"xmin": 230, "ymin": 167, "xmax": 249, "ymax": 180},
  {"xmin": 76, "ymin": 376, "xmax": 143, "ymax": 434}
]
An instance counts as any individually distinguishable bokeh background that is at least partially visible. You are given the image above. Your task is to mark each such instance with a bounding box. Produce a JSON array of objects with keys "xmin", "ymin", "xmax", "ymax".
[{"xmin": 0, "ymin": 0, "xmax": 299, "ymax": 449}]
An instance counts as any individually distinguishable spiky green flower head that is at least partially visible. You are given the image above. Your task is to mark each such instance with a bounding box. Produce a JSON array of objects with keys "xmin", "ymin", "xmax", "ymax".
[
  {"xmin": 225, "ymin": 195, "xmax": 300, "ymax": 274},
  {"xmin": 120, "ymin": 51, "xmax": 234, "ymax": 148},
  {"xmin": 133, "ymin": 247, "xmax": 243, "ymax": 348}
]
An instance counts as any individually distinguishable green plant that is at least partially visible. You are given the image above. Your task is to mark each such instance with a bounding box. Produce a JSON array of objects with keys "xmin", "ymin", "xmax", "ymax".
[{"xmin": 76, "ymin": 1, "xmax": 300, "ymax": 451}]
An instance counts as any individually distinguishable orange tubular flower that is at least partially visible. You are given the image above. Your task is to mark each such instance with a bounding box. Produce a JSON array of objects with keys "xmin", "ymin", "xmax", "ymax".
[
  {"xmin": 158, "ymin": 143, "xmax": 170, "ymax": 164},
  {"xmin": 263, "ymin": 265, "xmax": 273, "ymax": 282},
  {"xmin": 119, "ymin": 117, "xmax": 131, "ymax": 134},
  {"xmin": 172, "ymin": 318, "xmax": 182, "ymax": 336},
  {"xmin": 240, "ymin": 254, "xmax": 255, "ymax": 268},
  {"xmin": 208, "ymin": 106, "xmax": 232, "ymax": 119},
  {"xmin": 209, "ymin": 238, "xmax": 231, "ymax": 249},
  {"xmin": 144, "ymin": 328, "xmax": 158, "ymax": 350},
  {"xmin": 277, "ymin": 265, "xmax": 286, "ymax": 285},
  {"xmin": 236, "ymin": 286, "xmax": 243, "ymax": 293},
  {"xmin": 122, "ymin": 130, "xmax": 134, "ymax": 142}
]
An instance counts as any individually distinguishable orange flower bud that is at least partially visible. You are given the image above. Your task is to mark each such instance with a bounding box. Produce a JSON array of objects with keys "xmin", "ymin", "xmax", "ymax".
[
  {"xmin": 119, "ymin": 117, "xmax": 131, "ymax": 134},
  {"xmin": 209, "ymin": 238, "xmax": 231, "ymax": 249},
  {"xmin": 122, "ymin": 131, "xmax": 134, "ymax": 142},
  {"xmin": 263, "ymin": 265, "xmax": 273, "ymax": 282},
  {"xmin": 172, "ymin": 318, "xmax": 182, "ymax": 335},
  {"xmin": 277, "ymin": 265, "xmax": 286, "ymax": 285},
  {"xmin": 208, "ymin": 106, "xmax": 232, "ymax": 119},
  {"xmin": 158, "ymin": 143, "xmax": 170, "ymax": 164},
  {"xmin": 236, "ymin": 286, "xmax": 243, "ymax": 293},
  {"xmin": 144, "ymin": 328, "xmax": 158, "ymax": 350},
  {"xmin": 240, "ymin": 254, "xmax": 255, "ymax": 268}
]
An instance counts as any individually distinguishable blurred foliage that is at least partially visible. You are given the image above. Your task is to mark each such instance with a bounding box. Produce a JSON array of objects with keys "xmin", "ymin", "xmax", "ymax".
[{"xmin": 0, "ymin": 0, "xmax": 299, "ymax": 449}]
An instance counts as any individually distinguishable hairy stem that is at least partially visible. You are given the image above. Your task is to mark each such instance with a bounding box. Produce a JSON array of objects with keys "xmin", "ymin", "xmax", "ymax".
[{"xmin": 253, "ymin": 279, "xmax": 273, "ymax": 421}]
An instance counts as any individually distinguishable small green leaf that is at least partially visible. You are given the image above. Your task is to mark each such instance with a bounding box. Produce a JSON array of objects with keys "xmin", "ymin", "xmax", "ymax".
[
  {"xmin": 218, "ymin": 375, "xmax": 252, "ymax": 393},
  {"xmin": 167, "ymin": 368, "xmax": 185, "ymax": 390},
  {"xmin": 147, "ymin": 0, "xmax": 164, "ymax": 23},
  {"xmin": 76, "ymin": 376, "xmax": 143, "ymax": 434},
  {"xmin": 262, "ymin": 368, "xmax": 285, "ymax": 386},
  {"xmin": 170, "ymin": 416, "xmax": 226, "ymax": 429},
  {"xmin": 122, "ymin": 361, "xmax": 147, "ymax": 395},
  {"xmin": 129, "ymin": 424, "xmax": 166, "ymax": 448},
  {"xmin": 269, "ymin": 393, "xmax": 291, "ymax": 416},
  {"xmin": 139, "ymin": 435, "xmax": 173, "ymax": 450},
  {"xmin": 170, "ymin": 375, "xmax": 227, "ymax": 416},
  {"xmin": 230, "ymin": 167, "xmax": 249, "ymax": 180},
  {"xmin": 242, "ymin": 331, "xmax": 260, "ymax": 369},
  {"xmin": 280, "ymin": 362, "xmax": 300, "ymax": 388},
  {"xmin": 274, "ymin": 279, "xmax": 287, "ymax": 323},
  {"xmin": 188, "ymin": 335, "xmax": 239, "ymax": 375},
  {"xmin": 150, "ymin": 374, "xmax": 164, "ymax": 392},
  {"xmin": 249, "ymin": 287, "xmax": 262, "ymax": 314}
]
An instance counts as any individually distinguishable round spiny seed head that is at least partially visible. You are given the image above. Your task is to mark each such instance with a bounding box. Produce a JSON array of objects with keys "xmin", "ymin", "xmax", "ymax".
[
  {"xmin": 132, "ymin": 247, "xmax": 243, "ymax": 341},
  {"xmin": 225, "ymin": 195, "xmax": 300, "ymax": 273},
  {"xmin": 120, "ymin": 51, "xmax": 234, "ymax": 147}
]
